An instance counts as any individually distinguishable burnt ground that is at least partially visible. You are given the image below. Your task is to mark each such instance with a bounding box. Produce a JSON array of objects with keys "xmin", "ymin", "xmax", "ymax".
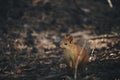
[{"xmin": 0, "ymin": 0, "xmax": 120, "ymax": 80}]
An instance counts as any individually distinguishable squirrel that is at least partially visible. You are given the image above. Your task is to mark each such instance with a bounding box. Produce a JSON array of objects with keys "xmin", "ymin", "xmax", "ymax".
[{"xmin": 60, "ymin": 34, "xmax": 89, "ymax": 80}]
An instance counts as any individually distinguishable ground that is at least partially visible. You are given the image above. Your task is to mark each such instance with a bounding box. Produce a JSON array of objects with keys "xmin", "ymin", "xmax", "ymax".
[{"xmin": 0, "ymin": 0, "xmax": 120, "ymax": 80}]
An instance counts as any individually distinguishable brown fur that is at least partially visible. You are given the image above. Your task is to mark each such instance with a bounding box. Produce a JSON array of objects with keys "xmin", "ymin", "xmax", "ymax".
[{"xmin": 60, "ymin": 35, "xmax": 89, "ymax": 69}]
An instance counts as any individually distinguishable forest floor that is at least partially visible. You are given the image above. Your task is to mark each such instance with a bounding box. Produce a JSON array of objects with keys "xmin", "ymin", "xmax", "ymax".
[{"xmin": 0, "ymin": 0, "xmax": 120, "ymax": 80}]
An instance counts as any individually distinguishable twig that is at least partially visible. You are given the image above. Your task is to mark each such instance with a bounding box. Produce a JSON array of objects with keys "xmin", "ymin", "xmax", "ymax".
[
  {"xmin": 89, "ymin": 34, "xmax": 120, "ymax": 40},
  {"xmin": 107, "ymin": 0, "xmax": 113, "ymax": 8},
  {"xmin": 91, "ymin": 48, "xmax": 95, "ymax": 56},
  {"xmin": 89, "ymin": 48, "xmax": 95, "ymax": 62},
  {"xmin": 74, "ymin": 40, "xmax": 87, "ymax": 80}
]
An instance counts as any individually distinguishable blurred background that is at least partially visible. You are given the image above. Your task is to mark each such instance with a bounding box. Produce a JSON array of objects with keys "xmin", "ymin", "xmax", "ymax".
[
  {"xmin": 0, "ymin": 0, "xmax": 120, "ymax": 80},
  {"xmin": 0, "ymin": 0, "xmax": 120, "ymax": 34}
]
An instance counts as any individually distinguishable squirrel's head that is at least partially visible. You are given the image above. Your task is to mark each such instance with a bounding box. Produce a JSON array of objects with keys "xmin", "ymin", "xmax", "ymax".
[{"xmin": 60, "ymin": 34, "xmax": 74, "ymax": 49}]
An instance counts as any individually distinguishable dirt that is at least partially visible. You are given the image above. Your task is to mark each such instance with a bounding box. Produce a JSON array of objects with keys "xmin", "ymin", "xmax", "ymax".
[{"xmin": 0, "ymin": 0, "xmax": 120, "ymax": 80}]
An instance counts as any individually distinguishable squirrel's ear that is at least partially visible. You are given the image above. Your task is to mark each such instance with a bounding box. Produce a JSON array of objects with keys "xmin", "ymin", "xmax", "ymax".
[
  {"xmin": 64, "ymin": 34, "xmax": 69, "ymax": 39},
  {"xmin": 64, "ymin": 34, "xmax": 67, "ymax": 40},
  {"xmin": 69, "ymin": 35, "xmax": 73, "ymax": 43}
]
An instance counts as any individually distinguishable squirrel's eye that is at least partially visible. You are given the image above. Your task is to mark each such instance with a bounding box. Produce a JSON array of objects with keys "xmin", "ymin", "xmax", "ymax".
[{"xmin": 64, "ymin": 43, "xmax": 67, "ymax": 45}]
